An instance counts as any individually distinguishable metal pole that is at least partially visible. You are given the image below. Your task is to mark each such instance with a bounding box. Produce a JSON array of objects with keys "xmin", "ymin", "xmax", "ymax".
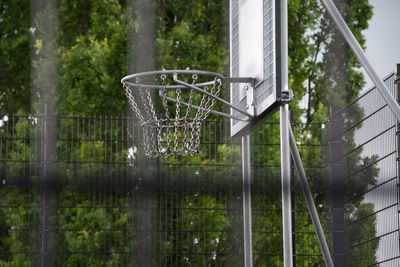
[
  {"xmin": 280, "ymin": 0, "xmax": 293, "ymax": 265},
  {"xmin": 288, "ymin": 126, "xmax": 334, "ymax": 267},
  {"xmin": 395, "ymin": 64, "xmax": 400, "ymax": 256},
  {"xmin": 242, "ymin": 134, "xmax": 253, "ymax": 267},
  {"xmin": 280, "ymin": 104, "xmax": 293, "ymax": 267},
  {"xmin": 42, "ymin": 104, "xmax": 49, "ymax": 267},
  {"xmin": 320, "ymin": 0, "xmax": 400, "ymax": 122}
]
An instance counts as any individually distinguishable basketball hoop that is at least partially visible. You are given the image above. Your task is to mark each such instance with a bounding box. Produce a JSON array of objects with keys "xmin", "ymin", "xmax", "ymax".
[{"xmin": 121, "ymin": 70, "xmax": 254, "ymax": 158}]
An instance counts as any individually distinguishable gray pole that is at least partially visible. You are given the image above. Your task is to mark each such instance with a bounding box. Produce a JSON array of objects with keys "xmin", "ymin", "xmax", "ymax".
[
  {"xmin": 321, "ymin": 0, "xmax": 400, "ymax": 122},
  {"xmin": 242, "ymin": 134, "xmax": 253, "ymax": 267},
  {"xmin": 280, "ymin": 0, "xmax": 293, "ymax": 265},
  {"xmin": 288, "ymin": 126, "xmax": 334, "ymax": 267},
  {"xmin": 280, "ymin": 104, "xmax": 293, "ymax": 267},
  {"xmin": 396, "ymin": 64, "xmax": 400, "ymax": 259}
]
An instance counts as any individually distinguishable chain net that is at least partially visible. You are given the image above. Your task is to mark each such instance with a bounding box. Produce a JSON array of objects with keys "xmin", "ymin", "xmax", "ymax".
[{"xmin": 123, "ymin": 73, "xmax": 222, "ymax": 158}]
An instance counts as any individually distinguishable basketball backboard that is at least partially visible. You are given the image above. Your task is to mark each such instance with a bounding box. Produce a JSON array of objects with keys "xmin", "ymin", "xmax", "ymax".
[{"xmin": 230, "ymin": 0, "xmax": 282, "ymax": 137}]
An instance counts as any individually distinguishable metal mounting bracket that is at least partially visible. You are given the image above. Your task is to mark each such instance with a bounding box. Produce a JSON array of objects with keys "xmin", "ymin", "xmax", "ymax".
[
  {"xmin": 246, "ymin": 85, "xmax": 255, "ymax": 116},
  {"xmin": 281, "ymin": 90, "xmax": 293, "ymax": 103},
  {"xmin": 222, "ymin": 77, "xmax": 255, "ymax": 87},
  {"xmin": 221, "ymin": 77, "xmax": 256, "ymax": 117}
]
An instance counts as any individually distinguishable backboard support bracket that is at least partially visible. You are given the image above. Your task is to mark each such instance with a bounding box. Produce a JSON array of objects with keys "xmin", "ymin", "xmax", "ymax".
[
  {"xmin": 245, "ymin": 85, "xmax": 255, "ymax": 116},
  {"xmin": 280, "ymin": 90, "xmax": 293, "ymax": 103}
]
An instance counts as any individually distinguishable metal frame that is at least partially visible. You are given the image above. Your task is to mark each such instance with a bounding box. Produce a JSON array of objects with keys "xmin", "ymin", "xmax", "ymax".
[
  {"xmin": 173, "ymin": 76, "xmax": 254, "ymax": 119},
  {"xmin": 279, "ymin": 1, "xmax": 293, "ymax": 266},
  {"xmin": 242, "ymin": 134, "xmax": 253, "ymax": 267},
  {"xmin": 280, "ymin": 104, "xmax": 293, "ymax": 267},
  {"xmin": 121, "ymin": 69, "xmax": 255, "ymax": 122}
]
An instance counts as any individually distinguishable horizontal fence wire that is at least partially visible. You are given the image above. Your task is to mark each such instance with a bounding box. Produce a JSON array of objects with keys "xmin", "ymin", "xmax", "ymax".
[
  {"xmin": 252, "ymin": 119, "xmax": 326, "ymax": 266},
  {"xmin": 0, "ymin": 81, "xmax": 398, "ymax": 267},
  {"xmin": 0, "ymin": 114, "xmax": 327, "ymax": 266},
  {"xmin": 327, "ymin": 72, "xmax": 400, "ymax": 267}
]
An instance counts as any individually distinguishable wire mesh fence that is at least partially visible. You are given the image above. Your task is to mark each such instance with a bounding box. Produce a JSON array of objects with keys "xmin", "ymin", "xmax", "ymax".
[
  {"xmin": 326, "ymin": 71, "xmax": 400, "ymax": 266},
  {"xmin": 0, "ymin": 114, "xmax": 326, "ymax": 266},
  {"xmin": 0, "ymin": 68, "xmax": 399, "ymax": 266}
]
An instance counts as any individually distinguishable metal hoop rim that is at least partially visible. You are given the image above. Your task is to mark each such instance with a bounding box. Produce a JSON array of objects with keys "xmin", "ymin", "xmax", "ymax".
[
  {"xmin": 122, "ymin": 69, "xmax": 254, "ymax": 122},
  {"xmin": 121, "ymin": 69, "xmax": 224, "ymax": 90}
]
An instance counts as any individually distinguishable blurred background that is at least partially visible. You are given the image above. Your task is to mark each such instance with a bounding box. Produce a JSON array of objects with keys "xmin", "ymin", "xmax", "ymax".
[{"xmin": 0, "ymin": 0, "xmax": 399, "ymax": 266}]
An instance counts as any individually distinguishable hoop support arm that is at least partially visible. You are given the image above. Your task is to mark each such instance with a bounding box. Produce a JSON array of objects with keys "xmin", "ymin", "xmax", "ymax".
[
  {"xmin": 165, "ymin": 96, "xmax": 251, "ymax": 122},
  {"xmin": 222, "ymin": 77, "xmax": 255, "ymax": 86},
  {"xmin": 173, "ymin": 76, "xmax": 254, "ymax": 119},
  {"xmin": 123, "ymin": 78, "xmax": 254, "ymax": 90},
  {"xmin": 164, "ymin": 96, "xmax": 251, "ymax": 122}
]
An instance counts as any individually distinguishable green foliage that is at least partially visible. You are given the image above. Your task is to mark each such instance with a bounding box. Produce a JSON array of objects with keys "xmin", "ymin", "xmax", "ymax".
[
  {"xmin": 57, "ymin": 0, "xmax": 127, "ymax": 116},
  {"xmin": 0, "ymin": 1, "xmax": 31, "ymax": 114},
  {"xmin": 167, "ymin": 194, "xmax": 231, "ymax": 265},
  {"xmin": 0, "ymin": 188, "xmax": 40, "ymax": 266},
  {"xmin": 58, "ymin": 191, "xmax": 133, "ymax": 266},
  {"xmin": 287, "ymin": 3, "xmax": 379, "ymax": 265},
  {"xmin": 155, "ymin": 0, "xmax": 229, "ymax": 73},
  {"xmin": 4, "ymin": 114, "xmax": 33, "ymax": 182},
  {"xmin": 348, "ymin": 203, "xmax": 378, "ymax": 266},
  {"xmin": 58, "ymin": 0, "xmax": 92, "ymax": 47},
  {"xmin": 288, "ymin": 0, "xmax": 373, "ymax": 127}
]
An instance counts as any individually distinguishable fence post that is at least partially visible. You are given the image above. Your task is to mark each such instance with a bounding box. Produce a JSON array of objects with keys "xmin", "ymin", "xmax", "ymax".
[
  {"xmin": 42, "ymin": 105, "xmax": 50, "ymax": 267},
  {"xmin": 290, "ymin": 111, "xmax": 296, "ymax": 266},
  {"xmin": 242, "ymin": 134, "xmax": 253, "ymax": 267},
  {"xmin": 395, "ymin": 64, "xmax": 400, "ymax": 254},
  {"xmin": 329, "ymin": 107, "xmax": 346, "ymax": 266}
]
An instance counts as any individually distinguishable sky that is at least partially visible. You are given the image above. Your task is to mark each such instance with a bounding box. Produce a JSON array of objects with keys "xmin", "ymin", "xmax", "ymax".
[{"xmin": 362, "ymin": 0, "xmax": 400, "ymax": 90}]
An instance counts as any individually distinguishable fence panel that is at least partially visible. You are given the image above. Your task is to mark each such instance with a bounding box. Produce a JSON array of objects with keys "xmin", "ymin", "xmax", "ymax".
[
  {"xmin": 328, "ymin": 71, "xmax": 400, "ymax": 266},
  {"xmin": 2, "ymin": 74, "xmax": 399, "ymax": 266},
  {"xmin": 0, "ymin": 114, "xmax": 328, "ymax": 266}
]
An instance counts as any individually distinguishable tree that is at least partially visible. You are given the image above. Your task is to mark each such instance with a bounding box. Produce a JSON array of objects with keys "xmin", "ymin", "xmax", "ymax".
[
  {"xmin": 0, "ymin": 0, "xmax": 31, "ymax": 114},
  {"xmin": 287, "ymin": 0, "xmax": 373, "ymax": 125},
  {"xmin": 57, "ymin": 0, "xmax": 128, "ymax": 116}
]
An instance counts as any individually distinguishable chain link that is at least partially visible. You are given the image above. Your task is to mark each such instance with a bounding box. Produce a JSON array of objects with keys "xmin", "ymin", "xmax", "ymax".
[
  {"xmin": 124, "ymin": 84, "xmax": 145, "ymax": 123},
  {"xmin": 181, "ymin": 75, "xmax": 197, "ymax": 153},
  {"xmin": 122, "ymin": 73, "xmax": 221, "ymax": 158}
]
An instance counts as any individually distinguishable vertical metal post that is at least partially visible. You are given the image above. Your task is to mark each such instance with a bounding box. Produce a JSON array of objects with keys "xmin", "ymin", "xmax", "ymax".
[
  {"xmin": 42, "ymin": 104, "xmax": 49, "ymax": 267},
  {"xmin": 280, "ymin": 0, "xmax": 293, "ymax": 265},
  {"xmin": 242, "ymin": 134, "xmax": 253, "ymax": 267},
  {"xmin": 395, "ymin": 64, "xmax": 400, "ymax": 254},
  {"xmin": 280, "ymin": 104, "xmax": 293, "ymax": 267}
]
